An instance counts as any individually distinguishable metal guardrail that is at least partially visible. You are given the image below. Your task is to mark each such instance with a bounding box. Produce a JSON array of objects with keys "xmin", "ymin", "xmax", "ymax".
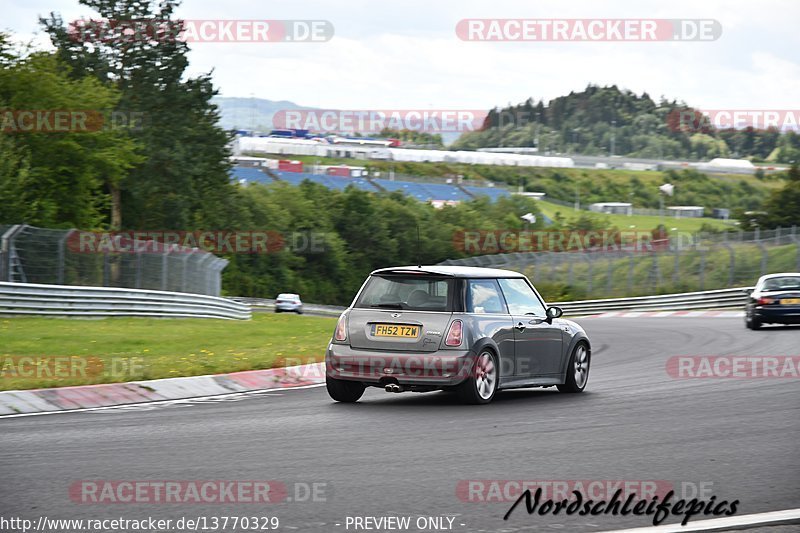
[
  {"xmin": 233, "ymin": 287, "xmax": 750, "ymax": 318},
  {"xmin": 553, "ymin": 287, "xmax": 751, "ymax": 316},
  {"xmin": 0, "ymin": 282, "xmax": 251, "ymax": 320},
  {"xmin": 230, "ymin": 297, "xmax": 345, "ymax": 317}
]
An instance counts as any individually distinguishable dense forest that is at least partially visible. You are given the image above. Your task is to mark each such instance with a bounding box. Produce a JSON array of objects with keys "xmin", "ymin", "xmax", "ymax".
[{"xmin": 453, "ymin": 85, "xmax": 800, "ymax": 163}]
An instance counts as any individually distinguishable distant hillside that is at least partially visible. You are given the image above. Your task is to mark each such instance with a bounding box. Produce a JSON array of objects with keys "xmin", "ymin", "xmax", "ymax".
[
  {"xmin": 213, "ymin": 97, "xmax": 312, "ymax": 132},
  {"xmin": 213, "ymin": 96, "xmax": 460, "ymax": 144},
  {"xmin": 452, "ymin": 85, "xmax": 800, "ymax": 163}
]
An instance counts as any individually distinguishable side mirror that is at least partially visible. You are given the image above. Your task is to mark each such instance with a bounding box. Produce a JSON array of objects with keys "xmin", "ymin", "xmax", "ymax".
[
  {"xmin": 743, "ymin": 288, "xmax": 754, "ymax": 295},
  {"xmin": 546, "ymin": 307, "xmax": 563, "ymax": 320}
]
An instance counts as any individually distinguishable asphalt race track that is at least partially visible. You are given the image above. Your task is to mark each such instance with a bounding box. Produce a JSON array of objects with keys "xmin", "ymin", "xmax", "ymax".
[{"xmin": 1, "ymin": 317, "xmax": 798, "ymax": 532}]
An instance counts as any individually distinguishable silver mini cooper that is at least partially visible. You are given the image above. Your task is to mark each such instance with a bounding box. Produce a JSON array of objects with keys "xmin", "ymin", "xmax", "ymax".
[{"xmin": 326, "ymin": 266, "xmax": 591, "ymax": 404}]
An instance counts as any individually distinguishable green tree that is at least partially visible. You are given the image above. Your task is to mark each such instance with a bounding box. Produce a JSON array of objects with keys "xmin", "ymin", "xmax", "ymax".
[
  {"xmin": 759, "ymin": 164, "xmax": 800, "ymax": 228},
  {"xmin": 41, "ymin": 0, "xmax": 235, "ymax": 229},
  {"xmin": 0, "ymin": 42, "xmax": 140, "ymax": 227}
]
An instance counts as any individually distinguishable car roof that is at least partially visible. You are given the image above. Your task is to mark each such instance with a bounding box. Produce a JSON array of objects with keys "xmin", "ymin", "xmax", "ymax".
[
  {"xmin": 759, "ymin": 273, "xmax": 800, "ymax": 281},
  {"xmin": 370, "ymin": 265, "xmax": 526, "ymax": 279}
]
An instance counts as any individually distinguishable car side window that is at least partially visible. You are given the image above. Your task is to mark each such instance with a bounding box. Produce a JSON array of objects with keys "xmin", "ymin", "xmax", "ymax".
[
  {"xmin": 498, "ymin": 278, "xmax": 546, "ymax": 316},
  {"xmin": 467, "ymin": 279, "xmax": 507, "ymax": 314}
]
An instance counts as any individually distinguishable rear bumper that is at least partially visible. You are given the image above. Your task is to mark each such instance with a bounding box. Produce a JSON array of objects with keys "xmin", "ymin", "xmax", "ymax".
[
  {"xmin": 326, "ymin": 343, "xmax": 474, "ymax": 386},
  {"xmin": 275, "ymin": 303, "xmax": 302, "ymax": 312},
  {"xmin": 754, "ymin": 306, "xmax": 800, "ymax": 323}
]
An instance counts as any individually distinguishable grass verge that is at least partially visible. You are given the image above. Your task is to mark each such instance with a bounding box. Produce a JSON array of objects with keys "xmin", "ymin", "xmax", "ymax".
[{"xmin": 0, "ymin": 313, "xmax": 336, "ymax": 391}]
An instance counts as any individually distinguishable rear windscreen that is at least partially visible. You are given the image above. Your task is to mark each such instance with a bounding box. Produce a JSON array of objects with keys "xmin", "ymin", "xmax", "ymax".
[
  {"xmin": 762, "ymin": 276, "xmax": 800, "ymax": 291},
  {"xmin": 354, "ymin": 275, "xmax": 453, "ymax": 311}
]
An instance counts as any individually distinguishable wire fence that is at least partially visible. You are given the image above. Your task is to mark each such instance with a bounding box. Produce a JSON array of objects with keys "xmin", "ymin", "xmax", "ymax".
[
  {"xmin": 442, "ymin": 226, "xmax": 800, "ymax": 300},
  {"xmin": 0, "ymin": 225, "xmax": 227, "ymax": 296}
]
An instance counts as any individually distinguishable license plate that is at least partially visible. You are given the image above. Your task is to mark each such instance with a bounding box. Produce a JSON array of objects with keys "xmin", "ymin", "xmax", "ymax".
[
  {"xmin": 781, "ymin": 298, "xmax": 800, "ymax": 305},
  {"xmin": 373, "ymin": 324, "xmax": 419, "ymax": 338}
]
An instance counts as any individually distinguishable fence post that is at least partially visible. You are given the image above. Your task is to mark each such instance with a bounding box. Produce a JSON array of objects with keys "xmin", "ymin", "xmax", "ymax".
[
  {"xmin": 0, "ymin": 225, "xmax": 20, "ymax": 282},
  {"xmin": 585, "ymin": 254, "xmax": 593, "ymax": 294},
  {"xmin": 673, "ymin": 246, "xmax": 680, "ymax": 286},
  {"xmin": 627, "ymin": 253, "xmax": 635, "ymax": 293},
  {"xmin": 567, "ymin": 256, "xmax": 574, "ymax": 286},
  {"xmin": 161, "ymin": 250, "xmax": 170, "ymax": 291},
  {"xmin": 135, "ymin": 251, "xmax": 143, "ymax": 289},
  {"xmin": 652, "ymin": 253, "xmax": 662, "ymax": 290},
  {"xmin": 102, "ymin": 252, "xmax": 110, "ymax": 287},
  {"xmin": 756, "ymin": 240, "xmax": 769, "ymax": 276},
  {"xmin": 56, "ymin": 230, "xmax": 73, "ymax": 285},
  {"xmin": 196, "ymin": 254, "xmax": 214, "ymax": 295},
  {"xmin": 182, "ymin": 250, "xmax": 197, "ymax": 293},
  {"xmin": 720, "ymin": 242, "xmax": 735, "ymax": 287},
  {"xmin": 788, "ymin": 229, "xmax": 800, "ymax": 271},
  {"xmin": 698, "ymin": 245, "xmax": 706, "ymax": 291}
]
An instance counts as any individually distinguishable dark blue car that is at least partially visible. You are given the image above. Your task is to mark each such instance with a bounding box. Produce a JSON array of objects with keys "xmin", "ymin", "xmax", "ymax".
[{"xmin": 745, "ymin": 273, "xmax": 800, "ymax": 329}]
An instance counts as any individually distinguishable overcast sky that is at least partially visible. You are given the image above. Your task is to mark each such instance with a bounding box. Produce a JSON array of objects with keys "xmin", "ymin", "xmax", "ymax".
[{"xmin": 6, "ymin": 0, "xmax": 799, "ymax": 110}]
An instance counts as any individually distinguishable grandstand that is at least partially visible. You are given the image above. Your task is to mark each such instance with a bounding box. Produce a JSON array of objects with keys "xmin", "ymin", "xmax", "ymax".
[
  {"xmin": 230, "ymin": 166, "xmax": 274, "ymax": 185},
  {"xmin": 464, "ymin": 186, "xmax": 512, "ymax": 202},
  {"xmin": 231, "ymin": 167, "xmax": 512, "ymax": 204}
]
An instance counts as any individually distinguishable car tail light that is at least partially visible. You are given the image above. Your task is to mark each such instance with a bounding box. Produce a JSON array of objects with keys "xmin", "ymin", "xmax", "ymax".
[
  {"xmin": 757, "ymin": 297, "xmax": 775, "ymax": 305},
  {"xmin": 334, "ymin": 314, "xmax": 348, "ymax": 342},
  {"xmin": 445, "ymin": 320, "xmax": 463, "ymax": 347}
]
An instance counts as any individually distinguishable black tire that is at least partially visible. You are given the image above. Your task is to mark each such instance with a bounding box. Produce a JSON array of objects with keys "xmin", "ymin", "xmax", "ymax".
[
  {"xmin": 326, "ymin": 376, "xmax": 365, "ymax": 403},
  {"xmin": 746, "ymin": 314, "xmax": 762, "ymax": 330},
  {"xmin": 296, "ymin": 309, "xmax": 303, "ymax": 315},
  {"xmin": 558, "ymin": 342, "xmax": 590, "ymax": 393},
  {"xmin": 274, "ymin": 309, "xmax": 281, "ymax": 313},
  {"xmin": 456, "ymin": 349, "xmax": 499, "ymax": 404}
]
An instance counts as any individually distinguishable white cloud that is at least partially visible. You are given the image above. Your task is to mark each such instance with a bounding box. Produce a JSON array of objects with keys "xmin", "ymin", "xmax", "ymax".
[{"xmin": 5, "ymin": 0, "xmax": 799, "ymax": 110}]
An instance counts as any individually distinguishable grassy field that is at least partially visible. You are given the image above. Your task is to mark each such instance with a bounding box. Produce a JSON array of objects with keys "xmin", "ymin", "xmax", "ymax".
[
  {"xmin": 0, "ymin": 313, "xmax": 336, "ymax": 391},
  {"xmin": 535, "ymin": 200, "xmax": 735, "ymax": 232}
]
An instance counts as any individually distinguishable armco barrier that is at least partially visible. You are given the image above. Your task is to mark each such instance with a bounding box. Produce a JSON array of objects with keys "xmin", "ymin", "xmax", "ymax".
[
  {"xmin": 230, "ymin": 297, "xmax": 345, "ymax": 317},
  {"xmin": 0, "ymin": 282, "xmax": 251, "ymax": 320},
  {"xmin": 553, "ymin": 287, "xmax": 751, "ymax": 316},
  {"xmin": 233, "ymin": 287, "xmax": 751, "ymax": 318}
]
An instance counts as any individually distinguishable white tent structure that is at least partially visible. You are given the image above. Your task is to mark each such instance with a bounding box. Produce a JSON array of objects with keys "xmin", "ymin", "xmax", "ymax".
[
  {"xmin": 232, "ymin": 136, "xmax": 575, "ymax": 169},
  {"xmin": 234, "ymin": 136, "xmax": 326, "ymax": 156},
  {"xmin": 701, "ymin": 158, "xmax": 755, "ymax": 170}
]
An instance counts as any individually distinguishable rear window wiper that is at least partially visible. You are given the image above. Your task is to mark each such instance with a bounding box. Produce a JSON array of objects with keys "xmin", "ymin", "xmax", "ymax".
[{"xmin": 371, "ymin": 303, "xmax": 405, "ymax": 309}]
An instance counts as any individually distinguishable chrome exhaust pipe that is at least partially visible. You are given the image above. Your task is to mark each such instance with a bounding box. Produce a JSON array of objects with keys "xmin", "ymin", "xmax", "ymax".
[{"xmin": 384, "ymin": 384, "xmax": 403, "ymax": 393}]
